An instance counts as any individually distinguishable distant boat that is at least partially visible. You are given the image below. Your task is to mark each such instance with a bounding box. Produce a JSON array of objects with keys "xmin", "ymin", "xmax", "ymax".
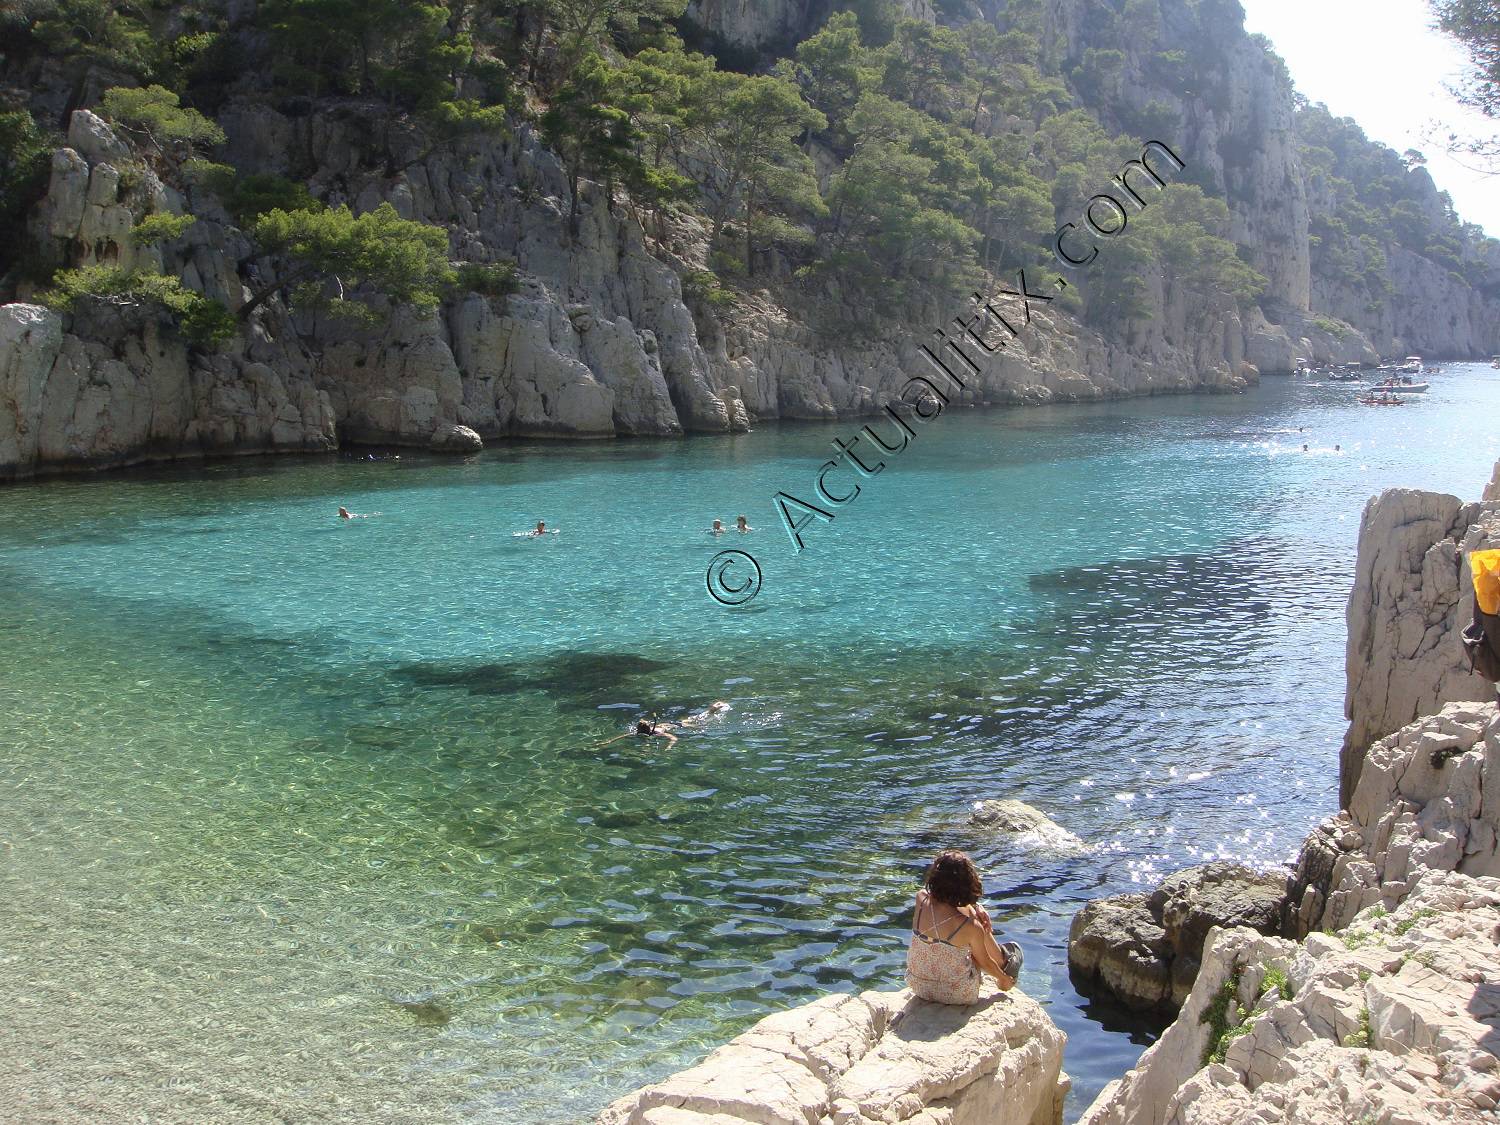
[
  {"xmin": 1400, "ymin": 355, "xmax": 1422, "ymax": 373},
  {"xmin": 1329, "ymin": 368, "xmax": 1363, "ymax": 382},
  {"xmin": 1370, "ymin": 378, "xmax": 1428, "ymax": 393}
]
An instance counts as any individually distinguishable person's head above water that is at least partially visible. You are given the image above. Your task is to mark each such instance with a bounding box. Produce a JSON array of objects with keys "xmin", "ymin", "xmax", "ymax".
[
  {"xmin": 712, "ymin": 519, "xmax": 724, "ymax": 531},
  {"xmin": 735, "ymin": 514, "xmax": 750, "ymax": 530},
  {"xmin": 535, "ymin": 520, "xmax": 546, "ymax": 532},
  {"xmin": 338, "ymin": 506, "xmax": 352, "ymax": 519},
  {"xmin": 923, "ymin": 849, "xmax": 983, "ymax": 906},
  {"xmin": 635, "ymin": 718, "xmax": 653, "ymax": 734}
]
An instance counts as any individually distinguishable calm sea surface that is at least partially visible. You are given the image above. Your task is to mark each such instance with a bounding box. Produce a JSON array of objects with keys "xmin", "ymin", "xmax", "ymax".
[{"xmin": 2, "ymin": 368, "xmax": 1496, "ymax": 1122}]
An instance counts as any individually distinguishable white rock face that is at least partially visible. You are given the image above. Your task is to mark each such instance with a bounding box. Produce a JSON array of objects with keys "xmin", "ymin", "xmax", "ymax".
[
  {"xmin": 1340, "ymin": 486, "xmax": 1500, "ymax": 804},
  {"xmin": 0, "ymin": 295, "xmax": 336, "ymax": 480},
  {"xmin": 1081, "ymin": 873, "xmax": 1500, "ymax": 1125},
  {"xmin": 599, "ymin": 985, "xmax": 1068, "ymax": 1125},
  {"xmin": 0, "ymin": 305, "xmax": 64, "ymax": 474}
]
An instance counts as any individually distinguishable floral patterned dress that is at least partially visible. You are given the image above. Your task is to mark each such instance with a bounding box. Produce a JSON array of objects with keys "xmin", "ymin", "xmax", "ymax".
[{"xmin": 905, "ymin": 890, "xmax": 981, "ymax": 1005}]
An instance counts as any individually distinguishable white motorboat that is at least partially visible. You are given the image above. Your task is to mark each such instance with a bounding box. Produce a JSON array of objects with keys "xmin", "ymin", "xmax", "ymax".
[
  {"xmin": 1370, "ymin": 377, "xmax": 1428, "ymax": 394},
  {"xmin": 1400, "ymin": 355, "xmax": 1422, "ymax": 373}
]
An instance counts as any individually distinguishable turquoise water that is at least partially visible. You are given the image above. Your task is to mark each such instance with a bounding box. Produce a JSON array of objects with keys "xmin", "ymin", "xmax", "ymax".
[{"xmin": 1, "ymin": 368, "xmax": 1496, "ymax": 1122}]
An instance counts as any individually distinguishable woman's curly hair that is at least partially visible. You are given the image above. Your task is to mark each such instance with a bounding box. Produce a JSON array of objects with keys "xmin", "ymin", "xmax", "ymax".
[{"xmin": 923, "ymin": 849, "xmax": 982, "ymax": 906}]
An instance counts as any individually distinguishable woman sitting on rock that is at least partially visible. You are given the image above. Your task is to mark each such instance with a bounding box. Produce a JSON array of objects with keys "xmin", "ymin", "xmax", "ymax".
[{"xmin": 906, "ymin": 849, "xmax": 1021, "ymax": 1004}]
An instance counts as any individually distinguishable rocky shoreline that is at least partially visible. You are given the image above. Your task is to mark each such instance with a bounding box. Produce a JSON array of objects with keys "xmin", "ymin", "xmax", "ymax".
[{"xmin": 598, "ymin": 463, "xmax": 1500, "ymax": 1125}]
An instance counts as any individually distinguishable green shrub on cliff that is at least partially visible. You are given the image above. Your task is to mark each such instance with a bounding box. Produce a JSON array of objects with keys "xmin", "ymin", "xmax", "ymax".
[
  {"xmin": 244, "ymin": 203, "xmax": 455, "ymax": 320},
  {"xmin": 130, "ymin": 212, "xmax": 197, "ymax": 245},
  {"xmin": 100, "ymin": 85, "xmax": 225, "ymax": 154},
  {"xmin": 183, "ymin": 162, "xmax": 318, "ymax": 224},
  {"xmin": 40, "ymin": 265, "xmax": 235, "ymax": 347}
]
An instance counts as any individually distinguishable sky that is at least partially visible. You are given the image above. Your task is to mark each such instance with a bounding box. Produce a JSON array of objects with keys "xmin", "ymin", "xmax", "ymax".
[{"xmin": 1239, "ymin": 0, "xmax": 1499, "ymax": 234}]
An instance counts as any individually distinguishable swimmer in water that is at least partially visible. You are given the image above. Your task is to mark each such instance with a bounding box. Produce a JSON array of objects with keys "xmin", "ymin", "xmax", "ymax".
[
  {"xmin": 339, "ymin": 506, "xmax": 352, "ymax": 519},
  {"xmin": 1302, "ymin": 444, "xmax": 1309, "ymax": 452},
  {"xmin": 710, "ymin": 519, "xmax": 725, "ymax": 536},
  {"xmin": 1334, "ymin": 444, "xmax": 1341, "ymax": 452},
  {"xmin": 735, "ymin": 515, "xmax": 753, "ymax": 533},
  {"xmin": 532, "ymin": 520, "xmax": 548, "ymax": 537},
  {"xmin": 597, "ymin": 715, "xmax": 678, "ymax": 748},
  {"xmin": 679, "ymin": 700, "xmax": 731, "ymax": 728}
]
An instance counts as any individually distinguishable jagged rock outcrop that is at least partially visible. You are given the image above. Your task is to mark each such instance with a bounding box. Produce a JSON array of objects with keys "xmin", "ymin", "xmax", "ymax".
[
  {"xmin": 599, "ymin": 984, "xmax": 1069, "ymax": 1125},
  {"xmin": 1068, "ymin": 864, "xmax": 1287, "ymax": 1015},
  {"xmin": 1340, "ymin": 484, "xmax": 1500, "ymax": 805},
  {"xmin": 1082, "ymin": 700, "xmax": 1500, "ymax": 1125},
  {"xmin": 1080, "ymin": 872, "xmax": 1500, "ymax": 1125},
  {"xmin": 1287, "ymin": 701, "xmax": 1500, "ymax": 938}
]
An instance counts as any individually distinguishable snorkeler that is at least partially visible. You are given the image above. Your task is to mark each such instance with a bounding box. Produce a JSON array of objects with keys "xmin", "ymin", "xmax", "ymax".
[
  {"xmin": 735, "ymin": 515, "xmax": 753, "ymax": 533},
  {"xmin": 597, "ymin": 715, "xmax": 678, "ymax": 748},
  {"xmin": 679, "ymin": 700, "xmax": 731, "ymax": 728}
]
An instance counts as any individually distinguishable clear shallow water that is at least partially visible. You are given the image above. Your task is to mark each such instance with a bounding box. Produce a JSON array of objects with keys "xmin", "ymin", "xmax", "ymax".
[{"xmin": 1, "ymin": 368, "xmax": 1496, "ymax": 1122}]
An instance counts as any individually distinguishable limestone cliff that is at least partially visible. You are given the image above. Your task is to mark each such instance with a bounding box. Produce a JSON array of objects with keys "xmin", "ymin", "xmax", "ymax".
[
  {"xmin": 1340, "ymin": 477, "xmax": 1500, "ymax": 806},
  {"xmin": 0, "ymin": 104, "xmax": 1253, "ymax": 480}
]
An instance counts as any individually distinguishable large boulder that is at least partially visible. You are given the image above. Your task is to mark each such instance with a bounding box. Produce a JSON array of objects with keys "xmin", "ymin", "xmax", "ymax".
[
  {"xmin": 1068, "ymin": 864, "xmax": 1287, "ymax": 1015},
  {"xmin": 1068, "ymin": 894, "xmax": 1173, "ymax": 1013},
  {"xmin": 429, "ymin": 423, "xmax": 483, "ymax": 453},
  {"xmin": 599, "ymin": 984, "xmax": 1068, "ymax": 1125}
]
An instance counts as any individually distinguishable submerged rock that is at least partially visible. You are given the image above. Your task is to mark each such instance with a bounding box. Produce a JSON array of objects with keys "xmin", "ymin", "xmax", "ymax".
[
  {"xmin": 969, "ymin": 799, "xmax": 1088, "ymax": 854},
  {"xmin": 599, "ymin": 983, "xmax": 1069, "ymax": 1125}
]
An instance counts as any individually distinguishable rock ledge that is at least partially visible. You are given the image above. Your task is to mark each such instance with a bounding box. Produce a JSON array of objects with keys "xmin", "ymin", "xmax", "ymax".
[{"xmin": 599, "ymin": 984, "xmax": 1068, "ymax": 1125}]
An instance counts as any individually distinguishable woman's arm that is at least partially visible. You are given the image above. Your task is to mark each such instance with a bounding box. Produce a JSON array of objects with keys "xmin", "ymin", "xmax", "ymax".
[{"xmin": 961, "ymin": 924, "xmax": 1016, "ymax": 990}]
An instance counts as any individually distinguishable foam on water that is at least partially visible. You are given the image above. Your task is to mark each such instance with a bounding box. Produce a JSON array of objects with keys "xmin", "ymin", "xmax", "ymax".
[{"xmin": 1, "ymin": 369, "xmax": 1496, "ymax": 1121}]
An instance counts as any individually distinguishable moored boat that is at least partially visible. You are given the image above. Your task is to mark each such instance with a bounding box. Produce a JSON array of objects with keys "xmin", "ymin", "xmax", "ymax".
[
  {"xmin": 1400, "ymin": 355, "xmax": 1422, "ymax": 373},
  {"xmin": 1371, "ymin": 377, "xmax": 1428, "ymax": 393}
]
